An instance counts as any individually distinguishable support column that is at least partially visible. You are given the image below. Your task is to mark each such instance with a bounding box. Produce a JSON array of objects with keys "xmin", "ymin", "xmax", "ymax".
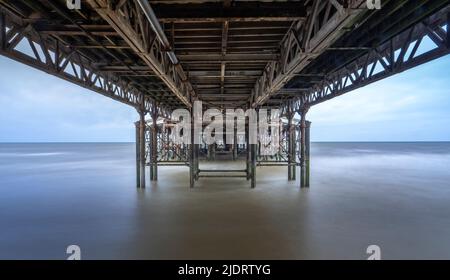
[
  {"xmin": 139, "ymin": 110, "xmax": 146, "ymax": 188},
  {"xmin": 189, "ymin": 113, "xmax": 195, "ymax": 188},
  {"xmin": 246, "ymin": 123, "xmax": 250, "ymax": 180},
  {"xmin": 195, "ymin": 142, "xmax": 200, "ymax": 180},
  {"xmin": 207, "ymin": 144, "xmax": 215, "ymax": 160},
  {"xmin": 292, "ymin": 126, "xmax": 297, "ymax": 180},
  {"xmin": 305, "ymin": 121, "xmax": 311, "ymax": 187},
  {"xmin": 287, "ymin": 104, "xmax": 295, "ymax": 181},
  {"xmin": 190, "ymin": 100, "xmax": 201, "ymax": 188},
  {"xmin": 299, "ymin": 107, "xmax": 309, "ymax": 188},
  {"xmin": 166, "ymin": 126, "xmax": 171, "ymax": 160},
  {"xmin": 150, "ymin": 114, "xmax": 158, "ymax": 181},
  {"xmin": 233, "ymin": 124, "xmax": 238, "ymax": 160},
  {"xmin": 135, "ymin": 121, "xmax": 141, "ymax": 188},
  {"xmin": 250, "ymin": 143, "xmax": 257, "ymax": 188}
]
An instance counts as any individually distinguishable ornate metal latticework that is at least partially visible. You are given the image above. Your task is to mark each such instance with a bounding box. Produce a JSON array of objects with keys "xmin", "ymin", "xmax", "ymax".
[{"xmin": 1, "ymin": 0, "xmax": 449, "ymax": 188}]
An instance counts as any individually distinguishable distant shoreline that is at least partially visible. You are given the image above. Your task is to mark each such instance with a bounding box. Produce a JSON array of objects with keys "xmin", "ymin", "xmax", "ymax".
[{"xmin": 0, "ymin": 141, "xmax": 449, "ymax": 144}]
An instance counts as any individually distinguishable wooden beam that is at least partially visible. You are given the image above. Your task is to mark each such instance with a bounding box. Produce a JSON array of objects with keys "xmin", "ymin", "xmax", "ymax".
[
  {"xmin": 177, "ymin": 53, "xmax": 278, "ymax": 62},
  {"xmin": 152, "ymin": 2, "xmax": 307, "ymax": 23}
]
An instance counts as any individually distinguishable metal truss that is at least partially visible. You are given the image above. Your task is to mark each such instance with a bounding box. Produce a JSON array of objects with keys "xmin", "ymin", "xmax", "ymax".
[
  {"xmin": 154, "ymin": 124, "xmax": 189, "ymax": 165},
  {"xmin": 0, "ymin": 8, "xmax": 172, "ymax": 115},
  {"xmin": 87, "ymin": 0, "xmax": 195, "ymax": 108},
  {"xmin": 136, "ymin": 112, "xmax": 310, "ymax": 188},
  {"xmin": 250, "ymin": 0, "xmax": 368, "ymax": 107},
  {"xmin": 257, "ymin": 124, "xmax": 289, "ymax": 163},
  {"xmin": 291, "ymin": 5, "xmax": 450, "ymax": 110}
]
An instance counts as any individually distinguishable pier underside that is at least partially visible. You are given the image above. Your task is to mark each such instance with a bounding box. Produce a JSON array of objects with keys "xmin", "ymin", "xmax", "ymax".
[{"xmin": 0, "ymin": 0, "xmax": 449, "ymax": 188}]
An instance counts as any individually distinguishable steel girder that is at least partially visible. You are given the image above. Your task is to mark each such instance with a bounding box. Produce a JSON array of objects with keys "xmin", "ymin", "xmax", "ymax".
[
  {"xmin": 0, "ymin": 8, "xmax": 171, "ymax": 117},
  {"xmin": 290, "ymin": 5, "xmax": 450, "ymax": 111},
  {"xmin": 250, "ymin": 0, "xmax": 368, "ymax": 107},
  {"xmin": 87, "ymin": 0, "xmax": 195, "ymax": 108}
]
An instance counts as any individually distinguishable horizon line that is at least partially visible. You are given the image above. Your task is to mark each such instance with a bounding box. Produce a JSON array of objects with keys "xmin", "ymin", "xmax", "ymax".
[{"xmin": 0, "ymin": 141, "xmax": 449, "ymax": 144}]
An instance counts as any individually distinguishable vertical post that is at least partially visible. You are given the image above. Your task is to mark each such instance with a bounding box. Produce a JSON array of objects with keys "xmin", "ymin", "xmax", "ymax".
[
  {"xmin": 246, "ymin": 123, "xmax": 250, "ymax": 180},
  {"xmin": 189, "ymin": 133, "xmax": 194, "ymax": 188},
  {"xmin": 189, "ymin": 134, "xmax": 194, "ymax": 187},
  {"xmin": 233, "ymin": 123, "xmax": 238, "ymax": 160},
  {"xmin": 139, "ymin": 110, "xmax": 146, "ymax": 189},
  {"xmin": 287, "ymin": 104, "xmax": 295, "ymax": 180},
  {"xmin": 195, "ymin": 142, "xmax": 200, "ymax": 180},
  {"xmin": 189, "ymin": 106, "xmax": 196, "ymax": 188},
  {"xmin": 299, "ymin": 107, "xmax": 309, "ymax": 188},
  {"xmin": 305, "ymin": 121, "xmax": 311, "ymax": 187},
  {"xmin": 150, "ymin": 114, "xmax": 158, "ymax": 181},
  {"xmin": 292, "ymin": 125, "xmax": 297, "ymax": 180},
  {"xmin": 135, "ymin": 121, "xmax": 141, "ymax": 188},
  {"xmin": 250, "ymin": 143, "xmax": 257, "ymax": 188},
  {"xmin": 149, "ymin": 122, "xmax": 153, "ymax": 181},
  {"xmin": 166, "ymin": 125, "xmax": 170, "ymax": 160},
  {"xmin": 207, "ymin": 144, "xmax": 215, "ymax": 160}
]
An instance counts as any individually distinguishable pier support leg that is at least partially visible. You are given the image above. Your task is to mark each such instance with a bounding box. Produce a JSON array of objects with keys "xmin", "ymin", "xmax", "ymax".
[
  {"xmin": 250, "ymin": 143, "xmax": 257, "ymax": 188},
  {"xmin": 233, "ymin": 125, "xmax": 238, "ymax": 160},
  {"xmin": 292, "ymin": 128, "xmax": 297, "ymax": 180},
  {"xmin": 194, "ymin": 143, "xmax": 200, "ymax": 180},
  {"xmin": 299, "ymin": 108, "xmax": 309, "ymax": 188},
  {"xmin": 246, "ymin": 124, "xmax": 250, "ymax": 180},
  {"xmin": 138, "ymin": 110, "xmax": 146, "ymax": 188},
  {"xmin": 287, "ymin": 104, "xmax": 296, "ymax": 181},
  {"xmin": 305, "ymin": 121, "xmax": 311, "ymax": 187},
  {"xmin": 207, "ymin": 144, "xmax": 215, "ymax": 160},
  {"xmin": 150, "ymin": 115, "xmax": 158, "ymax": 181},
  {"xmin": 189, "ymin": 142, "xmax": 195, "ymax": 188},
  {"xmin": 135, "ymin": 121, "xmax": 141, "ymax": 188},
  {"xmin": 189, "ymin": 148, "xmax": 195, "ymax": 188},
  {"xmin": 189, "ymin": 109, "xmax": 196, "ymax": 188}
]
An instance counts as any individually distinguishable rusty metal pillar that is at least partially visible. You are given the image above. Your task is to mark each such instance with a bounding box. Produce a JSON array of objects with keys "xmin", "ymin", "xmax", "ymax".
[
  {"xmin": 190, "ymin": 100, "xmax": 201, "ymax": 188},
  {"xmin": 194, "ymin": 141, "xmax": 200, "ymax": 181},
  {"xmin": 233, "ymin": 124, "xmax": 238, "ymax": 160},
  {"xmin": 207, "ymin": 144, "xmax": 215, "ymax": 160},
  {"xmin": 287, "ymin": 104, "xmax": 296, "ymax": 180},
  {"xmin": 138, "ymin": 110, "xmax": 146, "ymax": 188},
  {"xmin": 246, "ymin": 122, "xmax": 250, "ymax": 180},
  {"xmin": 250, "ymin": 142, "xmax": 257, "ymax": 188},
  {"xmin": 135, "ymin": 121, "xmax": 141, "ymax": 188},
  {"xmin": 150, "ymin": 114, "xmax": 158, "ymax": 181},
  {"xmin": 299, "ymin": 107, "xmax": 309, "ymax": 188},
  {"xmin": 305, "ymin": 120, "xmax": 311, "ymax": 187},
  {"xmin": 189, "ymin": 111, "xmax": 195, "ymax": 188},
  {"xmin": 291, "ymin": 125, "xmax": 297, "ymax": 180}
]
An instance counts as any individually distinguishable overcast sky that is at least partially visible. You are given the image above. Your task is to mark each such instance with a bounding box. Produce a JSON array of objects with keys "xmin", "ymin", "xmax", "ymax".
[{"xmin": 0, "ymin": 51, "xmax": 449, "ymax": 142}]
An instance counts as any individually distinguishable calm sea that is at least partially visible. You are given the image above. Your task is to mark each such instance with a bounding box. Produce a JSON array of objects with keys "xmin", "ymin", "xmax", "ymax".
[{"xmin": 0, "ymin": 142, "xmax": 450, "ymax": 259}]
